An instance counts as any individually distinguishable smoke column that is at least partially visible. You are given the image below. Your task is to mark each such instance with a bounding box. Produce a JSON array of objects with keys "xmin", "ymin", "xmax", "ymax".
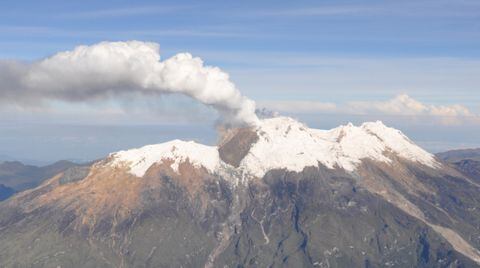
[{"xmin": 0, "ymin": 41, "xmax": 259, "ymax": 126}]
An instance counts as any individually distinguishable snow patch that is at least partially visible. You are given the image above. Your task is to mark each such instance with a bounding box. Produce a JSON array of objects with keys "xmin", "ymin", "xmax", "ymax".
[
  {"xmin": 106, "ymin": 117, "xmax": 439, "ymax": 178},
  {"xmin": 240, "ymin": 117, "xmax": 439, "ymax": 177},
  {"xmin": 109, "ymin": 140, "xmax": 220, "ymax": 177}
]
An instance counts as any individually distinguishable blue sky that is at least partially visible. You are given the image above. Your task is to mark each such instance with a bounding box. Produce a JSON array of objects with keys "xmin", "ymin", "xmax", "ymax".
[{"xmin": 0, "ymin": 0, "xmax": 479, "ymax": 164}]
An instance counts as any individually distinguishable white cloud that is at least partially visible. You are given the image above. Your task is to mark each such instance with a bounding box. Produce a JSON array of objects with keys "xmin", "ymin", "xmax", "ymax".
[
  {"xmin": 258, "ymin": 94, "xmax": 479, "ymax": 126},
  {"xmin": 348, "ymin": 94, "xmax": 478, "ymax": 125},
  {"xmin": 348, "ymin": 94, "xmax": 474, "ymax": 117},
  {"xmin": 0, "ymin": 41, "xmax": 259, "ymax": 126}
]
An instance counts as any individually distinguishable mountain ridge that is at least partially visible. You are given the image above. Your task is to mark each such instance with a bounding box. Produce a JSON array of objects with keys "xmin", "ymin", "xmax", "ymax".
[
  {"xmin": 0, "ymin": 117, "xmax": 479, "ymax": 267},
  {"xmin": 109, "ymin": 117, "xmax": 440, "ymax": 179},
  {"xmin": 0, "ymin": 160, "xmax": 79, "ymax": 192},
  {"xmin": 436, "ymin": 148, "xmax": 480, "ymax": 163},
  {"xmin": 0, "ymin": 184, "xmax": 15, "ymax": 202}
]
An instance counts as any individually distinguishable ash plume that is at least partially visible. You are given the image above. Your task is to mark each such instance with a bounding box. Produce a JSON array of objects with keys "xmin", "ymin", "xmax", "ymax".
[{"xmin": 0, "ymin": 41, "xmax": 259, "ymax": 126}]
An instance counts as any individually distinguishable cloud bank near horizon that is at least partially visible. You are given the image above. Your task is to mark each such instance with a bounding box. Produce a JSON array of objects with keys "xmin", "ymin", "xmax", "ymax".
[
  {"xmin": 0, "ymin": 41, "xmax": 259, "ymax": 126},
  {"xmin": 259, "ymin": 94, "xmax": 479, "ymax": 126}
]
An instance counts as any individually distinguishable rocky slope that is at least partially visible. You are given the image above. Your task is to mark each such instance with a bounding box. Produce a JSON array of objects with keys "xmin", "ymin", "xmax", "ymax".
[
  {"xmin": 0, "ymin": 117, "xmax": 479, "ymax": 267},
  {"xmin": 436, "ymin": 148, "xmax": 480, "ymax": 184},
  {"xmin": 450, "ymin": 160, "xmax": 480, "ymax": 184}
]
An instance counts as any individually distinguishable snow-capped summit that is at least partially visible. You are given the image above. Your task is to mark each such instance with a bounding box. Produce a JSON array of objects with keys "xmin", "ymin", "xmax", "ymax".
[
  {"xmin": 238, "ymin": 117, "xmax": 439, "ymax": 177},
  {"xmin": 6, "ymin": 118, "xmax": 480, "ymax": 267},
  {"xmin": 107, "ymin": 116, "xmax": 439, "ymax": 178},
  {"xmin": 109, "ymin": 139, "xmax": 220, "ymax": 177}
]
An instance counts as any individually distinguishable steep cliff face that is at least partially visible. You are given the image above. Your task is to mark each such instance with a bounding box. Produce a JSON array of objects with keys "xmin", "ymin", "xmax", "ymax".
[{"xmin": 0, "ymin": 117, "xmax": 479, "ymax": 267}]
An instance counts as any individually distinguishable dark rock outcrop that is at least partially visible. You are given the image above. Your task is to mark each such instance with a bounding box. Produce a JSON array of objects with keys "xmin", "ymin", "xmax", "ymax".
[{"xmin": 219, "ymin": 128, "xmax": 258, "ymax": 167}]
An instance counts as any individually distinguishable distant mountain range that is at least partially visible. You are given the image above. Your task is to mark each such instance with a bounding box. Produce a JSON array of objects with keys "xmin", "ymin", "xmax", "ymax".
[
  {"xmin": 0, "ymin": 154, "xmax": 14, "ymax": 162},
  {"xmin": 0, "ymin": 117, "xmax": 479, "ymax": 267},
  {"xmin": 0, "ymin": 154, "xmax": 51, "ymax": 166},
  {"xmin": 0, "ymin": 184, "xmax": 15, "ymax": 202},
  {"xmin": 0, "ymin": 160, "xmax": 81, "ymax": 201},
  {"xmin": 436, "ymin": 148, "xmax": 480, "ymax": 163},
  {"xmin": 436, "ymin": 149, "xmax": 480, "ymax": 185}
]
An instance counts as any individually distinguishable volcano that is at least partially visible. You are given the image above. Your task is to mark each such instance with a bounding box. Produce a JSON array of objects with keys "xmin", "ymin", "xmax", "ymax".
[{"xmin": 1, "ymin": 117, "xmax": 480, "ymax": 267}]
